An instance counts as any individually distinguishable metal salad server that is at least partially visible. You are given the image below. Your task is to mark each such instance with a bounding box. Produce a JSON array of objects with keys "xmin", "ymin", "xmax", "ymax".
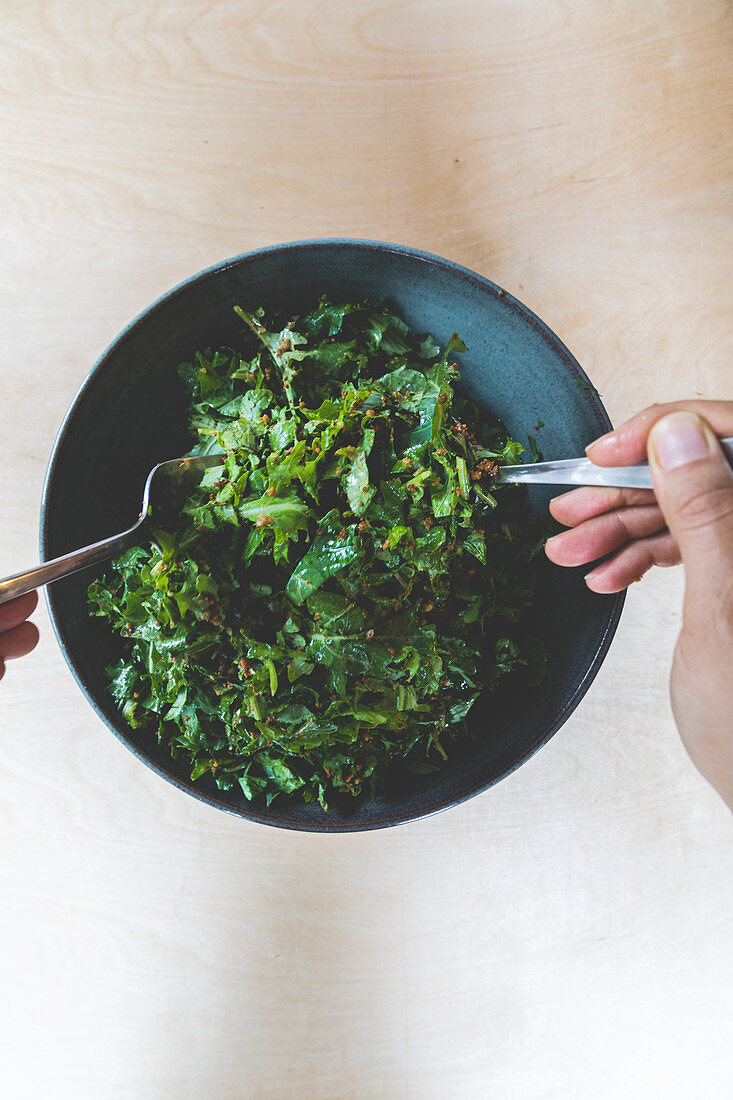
[
  {"xmin": 496, "ymin": 437, "xmax": 733, "ymax": 490},
  {"xmin": 0, "ymin": 454, "xmax": 225, "ymax": 607},
  {"xmin": 2, "ymin": 437, "xmax": 732, "ymax": 607}
]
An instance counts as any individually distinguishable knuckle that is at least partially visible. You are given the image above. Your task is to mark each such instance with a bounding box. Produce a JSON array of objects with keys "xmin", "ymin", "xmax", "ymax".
[
  {"xmin": 626, "ymin": 488, "xmax": 656, "ymax": 507},
  {"xmin": 672, "ymin": 485, "xmax": 733, "ymax": 534}
]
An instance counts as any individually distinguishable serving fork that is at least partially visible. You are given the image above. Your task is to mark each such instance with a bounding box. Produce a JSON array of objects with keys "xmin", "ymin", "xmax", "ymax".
[{"xmin": 1, "ymin": 438, "xmax": 732, "ymax": 606}]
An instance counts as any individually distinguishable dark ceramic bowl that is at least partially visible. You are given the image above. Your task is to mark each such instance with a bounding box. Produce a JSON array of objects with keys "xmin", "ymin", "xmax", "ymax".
[{"xmin": 42, "ymin": 239, "xmax": 623, "ymax": 831}]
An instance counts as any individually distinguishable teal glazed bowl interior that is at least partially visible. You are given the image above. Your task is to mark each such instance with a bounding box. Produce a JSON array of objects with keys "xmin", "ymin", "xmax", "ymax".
[{"xmin": 41, "ymin": 239, "xmax": 623, "ymax": 831}]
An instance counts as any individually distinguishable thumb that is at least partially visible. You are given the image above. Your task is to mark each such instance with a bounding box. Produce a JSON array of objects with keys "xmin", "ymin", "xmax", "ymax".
[{"xmin": 648, "ymin": 411, "xmax": 733, "ymax": 596}]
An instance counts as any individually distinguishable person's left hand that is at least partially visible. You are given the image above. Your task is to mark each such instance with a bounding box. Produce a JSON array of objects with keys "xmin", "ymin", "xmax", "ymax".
[{"xmin": 0, "ymin": 591, "xmax": 39, "ymax": 682}]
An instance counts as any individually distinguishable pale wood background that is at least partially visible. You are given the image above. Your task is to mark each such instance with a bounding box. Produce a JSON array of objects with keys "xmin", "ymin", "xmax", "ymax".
[{"xmin": 1, "ymin": 2, "xmax": 731, "ymax": 1098}]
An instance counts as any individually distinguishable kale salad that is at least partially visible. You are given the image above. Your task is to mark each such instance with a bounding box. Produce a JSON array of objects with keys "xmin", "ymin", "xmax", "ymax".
[{"xmin": 88, "ymin": 299, "xmax": 547, "ymax": 810}]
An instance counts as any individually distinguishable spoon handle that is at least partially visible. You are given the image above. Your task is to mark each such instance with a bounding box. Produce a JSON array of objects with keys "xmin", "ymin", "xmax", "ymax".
[
  {"xmin": 0, "ymin": 521, "xmax": 143, "ymax": 606},
  {"xmin": 498, "ymin": 436, "xmax": 733, "ymax": 490}
]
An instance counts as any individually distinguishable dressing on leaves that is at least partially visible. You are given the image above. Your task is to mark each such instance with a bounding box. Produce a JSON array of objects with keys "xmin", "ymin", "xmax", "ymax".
[{"xmin": 89, "ymin": 298, "xmax": 547, "ymax": 810}]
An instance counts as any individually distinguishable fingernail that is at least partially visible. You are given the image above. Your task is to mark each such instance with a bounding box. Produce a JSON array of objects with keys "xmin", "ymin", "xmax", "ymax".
[
  {"xmin": 649, "ymin": 412, "xmax": 714, "ymax": 471},
  {"xmin": 584, "ymin": 564, "xmax": 602, "ymax": 580}
]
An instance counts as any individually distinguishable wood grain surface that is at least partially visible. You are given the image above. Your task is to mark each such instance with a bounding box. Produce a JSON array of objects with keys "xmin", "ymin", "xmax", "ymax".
[{"xmin": 1, "ymin": 2, "xmax": 731, "ymax": 1097}]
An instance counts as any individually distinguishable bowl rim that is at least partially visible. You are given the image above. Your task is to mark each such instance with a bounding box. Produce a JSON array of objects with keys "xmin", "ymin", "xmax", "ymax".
[{"xmin": 41, "ymin": 237, "xmax": 624, "ymax": 832}]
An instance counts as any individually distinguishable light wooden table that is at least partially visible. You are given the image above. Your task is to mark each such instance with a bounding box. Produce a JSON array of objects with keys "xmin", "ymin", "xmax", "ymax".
[{"xmin": 1, "ymin": 3, "xmax": 731, "ymax": 1098}]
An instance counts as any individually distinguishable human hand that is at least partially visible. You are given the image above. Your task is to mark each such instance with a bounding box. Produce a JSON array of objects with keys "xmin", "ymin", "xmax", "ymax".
[
  {"xmin": 545, "ymin": 401, "xmax": 733, "ymax": 809},
  {"xmin": 0, "ymin": 591, "xmax": 40, "ymax": 682}
]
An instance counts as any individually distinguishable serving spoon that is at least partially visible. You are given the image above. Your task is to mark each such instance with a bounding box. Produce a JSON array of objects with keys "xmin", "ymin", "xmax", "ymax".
[
  {"xmin": 497, "ymin": 436, "xmax": 733, "ymax": 489},
  {"xmin": 2, "ymin": 438, "xmax": 732, "ymax": 606}
]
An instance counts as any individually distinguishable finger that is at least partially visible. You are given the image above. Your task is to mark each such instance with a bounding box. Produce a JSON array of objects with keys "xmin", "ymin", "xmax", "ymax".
[
  {"xmin": 0, "ymin": 620, "xmax": 40, "ymax": 659},
  {"xmin": 584, "ymin": 532, "xmax": 681, "ymax": 593},
  {"xmin": 0, "ymin": 590, "xmax": 38, "ymax": 632},
  {"xmin": 0, "ymin": 659, "xmax": 4, "ymax": 682},
  {"xmin": 586, "ymin": 401, "xmax": 733, "ymax": 467},
  {"xmin": 545, "ymin": 504, "xmax": 668, "ymax": 567},
  {"xmin": 549, "ymin": 486, "xmax": 657, "ymax": 527},
  {"xmin": 647, "ymin": 412, "xmax": 733, "ymax": 600}
]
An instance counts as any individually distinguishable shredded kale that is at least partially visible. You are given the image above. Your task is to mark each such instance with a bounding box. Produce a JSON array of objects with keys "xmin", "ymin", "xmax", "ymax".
[{"xmin": 88, "ymin": 299, "xmax": 547, "ymax": 810}]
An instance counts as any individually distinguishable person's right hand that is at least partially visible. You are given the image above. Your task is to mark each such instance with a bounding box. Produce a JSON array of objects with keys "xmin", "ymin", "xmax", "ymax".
[
  {"xmin": 0, "ymin": 591, "xmax": 39, "ymax": 682},
  {"xmin": 545, "ymin": 400, "xmax": 733, "ymax": 810}
]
